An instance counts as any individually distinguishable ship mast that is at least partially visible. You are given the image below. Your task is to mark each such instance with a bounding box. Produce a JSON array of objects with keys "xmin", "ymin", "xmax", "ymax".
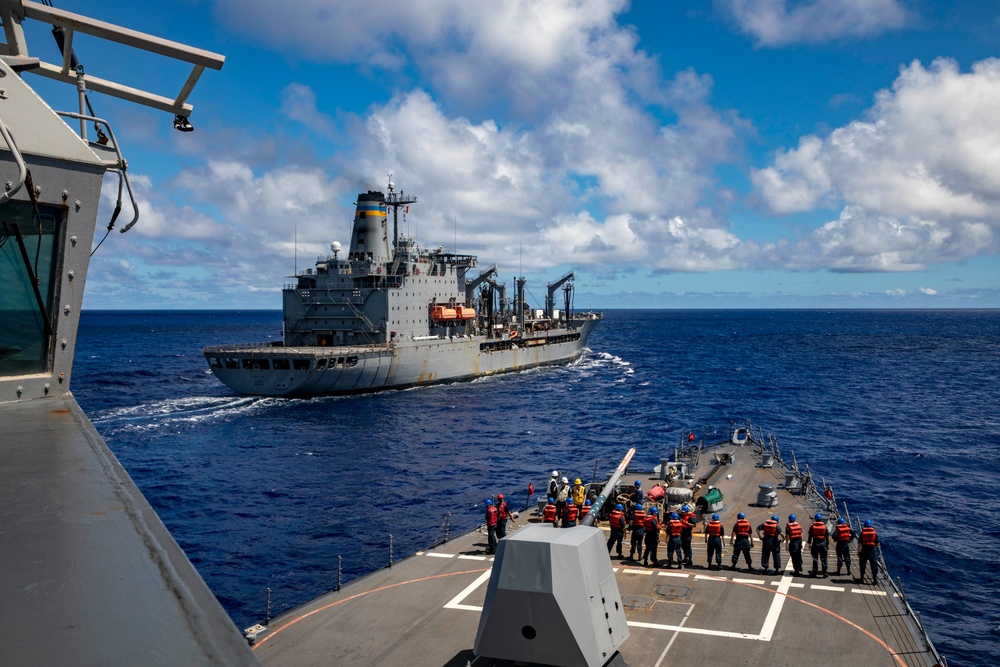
[{"xmin": 385, "ymin": 174, "xmax": 417, "ymax": 251}]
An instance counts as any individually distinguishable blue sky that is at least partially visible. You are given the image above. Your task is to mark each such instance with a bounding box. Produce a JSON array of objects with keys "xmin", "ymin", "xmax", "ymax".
[{"xmin": 22, "ymin": 0, "xmax": 1000, "ymax": 308}]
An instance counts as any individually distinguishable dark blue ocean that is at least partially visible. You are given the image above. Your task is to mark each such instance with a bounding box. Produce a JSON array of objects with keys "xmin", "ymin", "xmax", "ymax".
[{"xmin": 72, "ymin": 309, "xmax": 1000, "ymax": 664}]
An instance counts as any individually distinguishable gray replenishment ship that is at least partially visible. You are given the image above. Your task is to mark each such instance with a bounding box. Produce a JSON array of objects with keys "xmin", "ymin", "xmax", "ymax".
[{"xmin": 203, "ymin": 182, "xmax": 601, "ymax": 396}]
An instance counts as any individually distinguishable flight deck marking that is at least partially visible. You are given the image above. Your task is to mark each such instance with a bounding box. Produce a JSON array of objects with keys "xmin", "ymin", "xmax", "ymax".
[
  {"xmin": 457, "ymin": 555, "xmax": 488, "ymax": 561},
  {"xmin": 442, "ymin": 569, "xmax": 492, "ymax": 611},
  {"xmin": 732, "ymin": 578, "xmax": 766, "ymax": 584},
  {"xmin": 652, "ymin": 603, "xmax": 695, "ymax": 667},
  {"xmin": 426, "ymin": 553, "xmax": 455, "ymax": 559},
  {"xmin": 812, "ymin": 584, "xmax": 845, "ymax": 591},
  {"xmin": 622, "ymin": 568, "xmax": 654, "ymax": 575},
  {"xmin": 658, "ymin": 572, "xmax": 689, "ymax": 578},
  {"xmin": 851, "ymin": 589, "xmax": 888, "ymax": 596}
]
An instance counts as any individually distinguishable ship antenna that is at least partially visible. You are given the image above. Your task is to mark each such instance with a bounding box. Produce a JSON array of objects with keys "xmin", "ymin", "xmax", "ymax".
[{"xmin": 294, "ymin": 224, "xmax": 298, "ymax": 276}]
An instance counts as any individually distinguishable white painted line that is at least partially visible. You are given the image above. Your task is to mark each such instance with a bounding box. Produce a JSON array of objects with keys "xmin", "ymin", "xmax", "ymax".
[
  {"xmin": 457, "ymin": 555, "xmax": 487, "ymax": 561},
  {"xmin": 732, "ymin": 578, "xmax": 766, "ymax": 584},
  {"xmin": 851, "ymin": 589, "xmax": 888, "ymax": 596},
  {"xmin": 622, "ymin": 568, "xmax": 654, "ymax": 575},
  {"xmin": 658, "ymin": 572, "xmax": 690, "ymax": 578},
  {"xmin": 757, "ymin": 571, "xmax": 793, "ymax": 641},
  {"xmin": 653, "ymin": 604, "xmax": 694, "ymax": 667},
  {"xmin": 694, "ymin": 575, "xmax": 726, "ymax": 581},
  {"xmin": 812, "ymin": 584, "xmax": 845, "ymax": 592},
  {"xmin": 443, "ymin": 569, "xmax": 492, "ymax": 612},
  {"xmin": 426, "ymin": 553, "xmax": 455, "ymax": 559},
  {"xmin": 769, "ymin": 581, "xmax": 805, "ymax": 588},
  {"xmin": 629, "ymin": 620, "xmax": 760, "ymax": 640}
]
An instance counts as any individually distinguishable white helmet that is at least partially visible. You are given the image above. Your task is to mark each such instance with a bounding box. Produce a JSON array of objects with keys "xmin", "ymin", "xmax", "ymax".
[
  {"xmin": 551, "ymin": 470, "xmax": 559, "ymax": 478},
  {"xmin": 561, "ymin": 476, "xmax": 568, "ymax": 483}
]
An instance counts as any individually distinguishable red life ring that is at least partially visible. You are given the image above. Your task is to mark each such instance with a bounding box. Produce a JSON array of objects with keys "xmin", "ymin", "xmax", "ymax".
[{"xmin": 509, "ymin": 330, "xmax": 519, "ymax": 339}]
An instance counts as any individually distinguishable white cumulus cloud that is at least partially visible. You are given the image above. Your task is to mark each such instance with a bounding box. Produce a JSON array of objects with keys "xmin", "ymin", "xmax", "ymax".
[{"xmin": 718, "ymin": 0, "xmax": 911, "ymax": 47}]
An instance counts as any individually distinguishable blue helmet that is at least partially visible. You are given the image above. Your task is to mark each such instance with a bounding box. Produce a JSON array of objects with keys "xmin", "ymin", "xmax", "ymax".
[
  {"xmin": 771, "ymin": 515, "xmax": 779, "ymax": 521},
  {"xmin": 670, "ymin": 512, "xmax": 678, "ymax": 519},
  {"xmin": 615, "ymin": 503, "xmax": 624, "ymax": 511},
  {"xmin": 682, "ymin": 504, "xmax": 690, "ymax": 512},
  {"xmin": 712, "ymin": 513, "xmax": 719, "ymax": 520},
  {"xmin": 864, "ymin": 519, "xmax": 872, "ymax": 527},
  {"xmin": 650, "ymin": 507, "xmax": 659, "ymax": 515},
  {"xmin": 634, "ymin": 480, "xmax": 642, "ymax": 487},
  {"xmin": 584, "ymin": 499, "xmax": 591, "ymax": 505},
  {"xmin": 485, "ymin": 499, "xmax": 493, "ymax": 505},
  {"xmin": 814, "ymin": 513, "xmax": 822, "ymax": 521},
  {"xmin": 837, "ymin": 517, "xmax": 846, "ymax": 524},
  {"xmin": 567, "ymin": 497, "xmax": 575, "ymax": 504},
  {"xmin": 737, "ymin": 512, "xmax": 745, "ymax": 519},
  {"xmin": 547, "ymin": 497, "xmax": 555, "ymax": 504},
  {"xmin": 789, "ymin": 514, "xmax": 796, "ymax": 522}
]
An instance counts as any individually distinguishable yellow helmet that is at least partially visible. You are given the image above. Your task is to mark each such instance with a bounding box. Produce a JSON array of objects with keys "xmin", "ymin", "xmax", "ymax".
[{"xmin": 574, "ymin": 478, "xmax": 582, "ymax": 485}]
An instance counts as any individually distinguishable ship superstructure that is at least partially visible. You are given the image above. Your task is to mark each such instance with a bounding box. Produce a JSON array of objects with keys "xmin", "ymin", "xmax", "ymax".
[{"xmin": 204, "ymin": 180, "xmax": 601, "ymax": 396}]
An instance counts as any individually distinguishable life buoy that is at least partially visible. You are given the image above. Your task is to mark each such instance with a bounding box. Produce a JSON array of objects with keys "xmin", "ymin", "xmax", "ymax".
[{"xmin": 509, "ymin": 330, "xmax": 519, "ymax": 339}]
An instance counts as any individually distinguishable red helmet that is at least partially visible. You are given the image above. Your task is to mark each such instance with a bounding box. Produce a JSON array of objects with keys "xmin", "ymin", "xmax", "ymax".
[{"xmin": 497, "ymin": 493, "xmax": 504, "ymax": 499}]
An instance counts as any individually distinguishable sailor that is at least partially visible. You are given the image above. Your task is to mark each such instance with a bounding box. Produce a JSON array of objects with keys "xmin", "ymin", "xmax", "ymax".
[
  {"xmin": 554, "ymin": 477, "xmax": 570, "ymax": 527},
  {"xmin": 628, "ymin": 504, "xmax": 647, "ymax": 560},
  {"xmin": 808, "ymin": 513, "xmax": 829, "ymax": 577},
  {"xmin": 485, "ymin": 499, "xmax": 498, "ymax": 554},
  {"xmin": 666, "ymin": 512, "xmax": 685, "ymax": 568},
  {"xmin": 857, "ymin": 520, "xmax": 880, "ymax": 583},
  {"xmin": 756, "ymin": 515, "xmax": 783, "ymax": 574},
  {"xmin": 542, "ymin": 497, "xmax": 557, "ymax": 526},
  {"xmin": 680, "ymin": 504, "xmax": 697, "ymax": 566},
  {"xmin": 607, "ymin": 503, "xmax": 626, "ymax": 557},
  {"xmin": 730, "ymin": 512, "xmax": 754, "ymax": 571},
  {"xmin": 547, "ymin": 471, "xmax": 560, "ymax": 508},
  {"xmin": 833, "ymin": 517, "xmax": 855, "ymax": 575},
  {"xmin": 642, "ymin": 507, "xmax": 661, "ymax": 567},
  {"xmin": 630, "ymin": 480, "xmax": 644, "ymax": 508},
  {"xmin": 562, "ymin": 497, "xmax": 579, "ymax": 528},
  {"xmin": 705, "ymin": 513, "xmax": 724, "ymax": 569},
  {"xmin": 785, "ymin": 514, "xmax": 804, "ymax": 575},
  {"xmin": 579, "ymin": 498, "xmax": 592, "ymax": 523},
  {"xmin": 571, "ymin": 478, "xmax": 587, "ymax": 507},
  {"xmin": 496, "ymin": 493, "xmax": 513, "ymax": 539}
]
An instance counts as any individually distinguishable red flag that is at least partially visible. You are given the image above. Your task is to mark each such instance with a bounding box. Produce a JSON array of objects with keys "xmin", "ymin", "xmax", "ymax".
[{"xmin": 528, "ymin": 482, "xmax": 535, "ymax": 495}]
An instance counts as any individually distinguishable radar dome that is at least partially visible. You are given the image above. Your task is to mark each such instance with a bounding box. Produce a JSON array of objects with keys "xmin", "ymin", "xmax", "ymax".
[{"xmin": 331, "ymin": 241, "xmax": 342, "ymax": 253}]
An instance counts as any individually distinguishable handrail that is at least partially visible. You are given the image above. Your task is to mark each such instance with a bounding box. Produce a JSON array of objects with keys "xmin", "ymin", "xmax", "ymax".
[
  {"xmin": 53, "ymin": 111, "xmax": 139, "ymax": 232},
  {"xmin": 0, "ymin": 114, "xmax": 27, "ymax": 204}
]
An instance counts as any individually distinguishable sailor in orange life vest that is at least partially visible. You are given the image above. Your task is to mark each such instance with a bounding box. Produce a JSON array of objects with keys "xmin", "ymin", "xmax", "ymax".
[
  {"xmin": 705, "ymin": 513, "xmax": 724, "ymax": 569},
  {"xmin": 857, "ymin": 519, "xmax": 880, "ymax": 584},
  {"xmin": 666, "ymin": 512, "xmax": 685, "ymax": 569},
  {"xmin": 808, "ymin": 513, "xmax": 830, "ymax": 578},
  {"xmin": 680, "ymin": 504, "xmax": 697, "ymax": 566},
  {"xmin": 730, "ymin": 512, "xmax": 755, "ymax": 571},
  {"xmin": 542, "ymin": 497, "xmax": 558, "ymax": 526},
  {"xmin": 495, "ymin": 493, "xmax": 513, "ymax": 539},
  {"xmin": 833, "ymin": 517, "xmax": 855, "ymax": 576},
  {"xmin": 562, "ymin": 497, "xmax": 579, "ymax": 528},
  {"xmin": 607, "ymin": 503, "xmax": 626, "ymax": 557},
  {"xmin": 579, "ymin": 498, "xmax": 592, "ymax": 524},
  {"xmin": 485, "ymin": 499, "xmax": 498, "ymax": 554},
  {"xmin": 756, "ymin": 515, "xmax": 784, "ymax": 575},
  {"xmin": 628, "ymin": 504, "xmax": 647, "ymax": 560},
  {"xmin": 642, "ymin": 507, "xmax": 661, "ymax": 567},
  {"xmin": 785, "ymin": 514, "xmax": 804, "ymax": 576}
]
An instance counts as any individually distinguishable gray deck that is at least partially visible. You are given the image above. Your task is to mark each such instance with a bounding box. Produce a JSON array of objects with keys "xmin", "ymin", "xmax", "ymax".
[{"xmin": 251, "ymin": 438, "xmax": 937, "ymax": 667}]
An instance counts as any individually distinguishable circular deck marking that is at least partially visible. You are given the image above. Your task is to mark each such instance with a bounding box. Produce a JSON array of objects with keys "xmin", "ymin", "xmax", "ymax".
[{"xmin": 252, "ymin": 567, "xmax": 489, "ymax": 652}]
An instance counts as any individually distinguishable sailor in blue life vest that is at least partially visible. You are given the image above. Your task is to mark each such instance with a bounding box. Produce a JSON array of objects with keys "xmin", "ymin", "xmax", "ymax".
[
  {"xmin": 785, "ymin": 514, "xmax": 804, "ymax": 576},
  {"xmin": 542, "ymin": 497, "xmax": 557, "ymax": 526},
  {"xmin": 485, "ymin": 499, "xmax": 498, "ymax": 554},
  {"xmin": 808, "ymin": 513, "xmax": 829, "ymax": 578},
  {"xmin": 680, "ymin": 504, "xmax": 697, "ymax": 566},
  {"xmin": 495, "ymin": 493, "xmax": 513, "ymax": 539},
  {"xmin": 833, "ymin": 517, "xmax": 855, "ymax": 575},
  {"xmin": 705, "ymin": 513, "xmax": 724, "ymax": 569},
  {"xmin": 628, "ymin": 504, "xmax": 647, "ymax": 560},
  {"xmin": 756, "ymin": 515, "xmax": 783, "ymax": 574},
  {"xmin": 642, "ymin": 507, "xmax": 661, "ymax": 566},
  {"xmin": 730, "ymin": 512, "xmax": 754, "ymax": 571},
  {"xmin": 607, "ymin": 503, "xmax": 626, "ymax": 557},
  {"xmin": 666, "ymin": 512, "xmax": 685, "ymax": 569},
  {"xmin": 562, "ymin": 497, "xmax": 579, "ymax": 528},
  {"xmin": 857, "ymin": 520, "xmax": 880, "ymax": 584}
]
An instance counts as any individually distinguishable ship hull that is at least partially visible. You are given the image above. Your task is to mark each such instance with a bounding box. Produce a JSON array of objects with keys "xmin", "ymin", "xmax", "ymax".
[{"xmin": 204, "ymin": 318, "xmax": 599, "ymax": 397}]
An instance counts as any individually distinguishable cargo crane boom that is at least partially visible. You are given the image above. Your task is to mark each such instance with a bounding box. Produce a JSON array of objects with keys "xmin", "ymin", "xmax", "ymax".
[{"xmin": 545, "ymin": 270, "xmax": 574, "ymax": 320}]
